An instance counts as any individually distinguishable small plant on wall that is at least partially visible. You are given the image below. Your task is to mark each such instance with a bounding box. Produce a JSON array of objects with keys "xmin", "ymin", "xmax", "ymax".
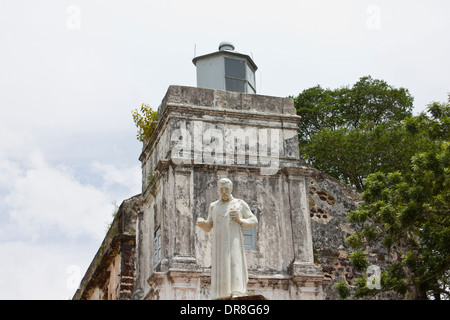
[{"xmin": 132, "ymin": 103, "xmax": 158, "ymax": 142}]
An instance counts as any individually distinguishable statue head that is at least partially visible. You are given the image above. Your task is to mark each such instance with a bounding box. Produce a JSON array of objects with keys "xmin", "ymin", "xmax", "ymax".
[{"xmin": 218, "ymin": 178, "xmax": 233, "ymax": 201}]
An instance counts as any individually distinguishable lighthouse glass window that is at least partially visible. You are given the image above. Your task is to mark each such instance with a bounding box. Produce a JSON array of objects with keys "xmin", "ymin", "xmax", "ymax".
[
  {"xmin": 225, "ymin": 58, "xmax": 255, "ymax": 93},
  {"xmin": 246, "ymin": 63, "xmax": 256, "ymax": 94}
]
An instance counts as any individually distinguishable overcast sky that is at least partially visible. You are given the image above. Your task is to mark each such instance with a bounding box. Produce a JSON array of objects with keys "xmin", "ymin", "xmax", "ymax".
[{"xmin": 0, "ymin": 0, "xmax": 449, "ymax": 299}]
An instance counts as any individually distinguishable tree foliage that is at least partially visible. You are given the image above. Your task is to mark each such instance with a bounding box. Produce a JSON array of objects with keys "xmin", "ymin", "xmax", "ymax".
[
  {"xmin": 303, "ymin": 120, "xmax": 433, "ymax": 191},
  {"xmin": 132, "ymin": 103, "xmax": 158, "ymax": 142},
  {"xmin": 341, "ymin": 99, "xmax": 450, "ymax": 300},
  {"xmin": 293, "ymin": 76, "xmax": 414, "ymax": 142},
  {"xmin": 292, "ymin": 76, "xmax": 415, "ymax": 191},
  {"xmin": 294, "ymin": 76, "xmax": 449, "ymax": 299}
]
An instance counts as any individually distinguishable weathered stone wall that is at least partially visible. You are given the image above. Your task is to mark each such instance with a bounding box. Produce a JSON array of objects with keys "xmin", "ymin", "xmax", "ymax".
[
  {"xmin": 139, "ymin": 85, "xmax": 301, "ymax": 194},
  {"xmin": 133, "ymin": 161, "xmax": 333, "ymax": 300},
  {"xmin": 302, "ymin": 166, "xmax": 399, "ymax": 299},
  {"xmin": 194, "ymin": 168, "xmax": 294, "ymax": 275},
  {"xmin": 72, "ymin": 194, "xmax": 142, "ymax": 300},
  {"xmin": 133, "ymin": 86, "xmax": 333, "ymax": 300},
  {"xmin": 302, "ymin": 166, "xmax": 362, "ymax": 299}
]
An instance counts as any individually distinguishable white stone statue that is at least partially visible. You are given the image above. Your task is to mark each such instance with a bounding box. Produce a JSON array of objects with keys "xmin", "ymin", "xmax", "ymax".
[{"xmin": 197, "ymin": 178, "xmax": 258, "ymax": 299}]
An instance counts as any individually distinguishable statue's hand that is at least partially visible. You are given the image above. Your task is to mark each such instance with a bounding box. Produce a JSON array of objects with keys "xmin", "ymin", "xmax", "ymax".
[
  {"xmin": 197, "ymin": 217, "xmax": 213, "ymax": 232},
  {"xmin": 230, "ymin": 210, "xmax": 243, "ymax": 226}
]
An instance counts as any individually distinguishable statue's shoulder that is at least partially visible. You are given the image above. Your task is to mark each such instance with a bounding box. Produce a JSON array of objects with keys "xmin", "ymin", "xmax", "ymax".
[
  {"xmin": 232, "ymin": 198, "xmax": 249, "ymax": 208},
  {"xmin": 232, "ymin": 198, "xmax": 242, "ymax": 204},
  {"xmin": 232, "ymin": 198, "xmax": 246, "ymax": 205},
  {"xmin": 210, "ymin": 200, "xmax": 220, "ymax": 208}
]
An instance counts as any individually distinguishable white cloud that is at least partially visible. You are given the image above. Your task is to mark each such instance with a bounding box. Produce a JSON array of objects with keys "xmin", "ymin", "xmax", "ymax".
[
  {"xmin": 3, "ymin": 151, "xmax": 112, "ymax": 241},
  {"xmin": 0, "ymin": 133, "xmax": 109, "ymax": 242},
  {"xmin": 0, "ymin": 127, "xmax": 140, "ymax": 240},
  {"xmin": 91, "ymin": 160, "xmax": 141, "ymax": 196},
  {"xmin": 0, "ymin": 128, "xmax": 141, "ymax": 298},
  {"xmin": 0, "ymin": 241, "xmax": 93, "ymax": 299}
]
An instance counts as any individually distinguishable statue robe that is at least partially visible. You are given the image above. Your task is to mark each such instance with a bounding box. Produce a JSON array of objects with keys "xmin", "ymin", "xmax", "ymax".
[{"xmin": 202, "ymin": 196, "xmax": 258, "ymax": 299}]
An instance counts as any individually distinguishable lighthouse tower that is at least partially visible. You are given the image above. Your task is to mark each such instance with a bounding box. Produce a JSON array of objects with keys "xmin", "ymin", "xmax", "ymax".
[{"xmin": 192, "ymin": 42, "xmax": 257, "ymax": 94}]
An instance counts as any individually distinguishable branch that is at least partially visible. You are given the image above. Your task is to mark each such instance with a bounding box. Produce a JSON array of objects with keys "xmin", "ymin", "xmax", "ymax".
[{"xmin": 414, "ymin": 259, "xmax": 450, "ymax": 286}]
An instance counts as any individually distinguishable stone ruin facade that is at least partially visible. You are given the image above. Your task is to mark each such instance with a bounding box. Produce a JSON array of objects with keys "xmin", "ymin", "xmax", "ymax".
[
  {"xmin": 73, "ymin": 86, "xmax": 394, "ymax": 300},
  {"xmin": 72, "ymin": 195, "xmax": 142, "ymax": 300}
]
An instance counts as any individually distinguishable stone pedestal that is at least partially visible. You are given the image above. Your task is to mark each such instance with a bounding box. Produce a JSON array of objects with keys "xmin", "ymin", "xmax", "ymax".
[
  {"xmin": 146, "ymin": 269, "xmax": 205, "ymax": 300},
  {"xmin": 145, "ymin": 271, "xmax": 329, "ymax": 300},
  {"xmin": 216, "ymin": 294, "xmax": 268, "ymax": 300}
]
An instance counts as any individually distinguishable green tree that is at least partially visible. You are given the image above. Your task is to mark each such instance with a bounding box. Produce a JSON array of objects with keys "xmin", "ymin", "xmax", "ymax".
[
  {"xmin": 132, "ymin": 103, "xmax": 158, "ymax": 142},
  {"xmin": 303, "ymin": 120, "xmax": 432, "ymax": 191},
  {"xmin": 341, "ymin": 99, "xmax": 450, "ymax": 300},
  {"xmin": 292, "ymin": 76, "xmax": 416, "ymax": 191},
  {"xmin": 293, "ymin": 75, "xmax": 414, "ymax": 143}
]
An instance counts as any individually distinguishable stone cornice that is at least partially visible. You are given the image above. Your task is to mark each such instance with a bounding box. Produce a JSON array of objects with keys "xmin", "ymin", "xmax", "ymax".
[{"xmin": 139, "ymin": 85, "xmax": 301, "ymax": 162}]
